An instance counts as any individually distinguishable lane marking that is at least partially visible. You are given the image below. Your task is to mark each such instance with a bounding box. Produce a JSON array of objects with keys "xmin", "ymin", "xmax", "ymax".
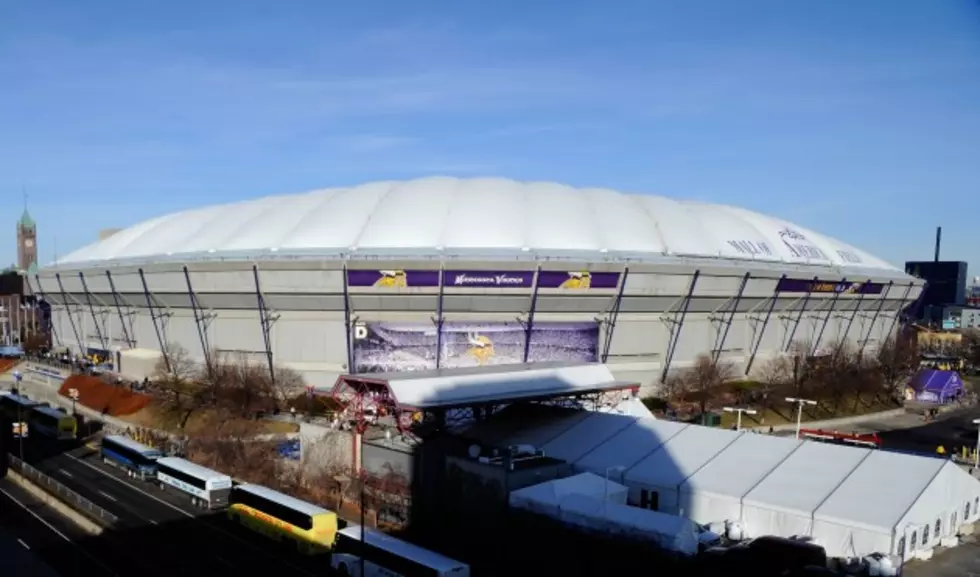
[
  {"xmin": 58, "ymin": 469, "xmax": 73, "ymax": 478},
  {"xmin": 1, "ymin": 485, "xmax": 120, "ymax": 577},
  {"xmin": 98, "ymin": 490, "xmax": 117, "ymax": 502},
  {"xmin": 18, "ymin": 538, "xmax": 30, "ymax": 549},
  {"xmin": 65, "ymin": 453, "xmax": 316, "ymax": 576},
  {"xmin": 148, "ymin": 518, "xmax": 159, "ymax": 525}
]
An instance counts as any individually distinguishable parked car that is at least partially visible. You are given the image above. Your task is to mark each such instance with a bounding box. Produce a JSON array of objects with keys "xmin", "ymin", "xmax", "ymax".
[{"xmin": 699, "ymin": 535, "xmax": 829, "ymax": 577}]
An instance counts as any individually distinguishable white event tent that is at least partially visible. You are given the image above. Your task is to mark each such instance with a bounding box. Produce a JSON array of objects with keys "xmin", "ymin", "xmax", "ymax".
[
  {"xmin": 509, "ymin": 472, "xmax": 629, "ymax": 517},
  {"xmin": 482, "ymin": 409, "xmax": 980, "ymax": 559}
]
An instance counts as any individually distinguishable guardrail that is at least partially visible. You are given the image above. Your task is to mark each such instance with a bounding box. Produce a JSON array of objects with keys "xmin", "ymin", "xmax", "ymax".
[{"xmin": 8, "ymin": 454, "xmax": 120, "ymax": 528}]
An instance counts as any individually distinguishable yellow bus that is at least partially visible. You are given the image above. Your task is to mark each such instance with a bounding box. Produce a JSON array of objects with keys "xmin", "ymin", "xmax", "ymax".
[{"xmin": 227, "ymin": 483, "xmax": 338, "ymax": 555}]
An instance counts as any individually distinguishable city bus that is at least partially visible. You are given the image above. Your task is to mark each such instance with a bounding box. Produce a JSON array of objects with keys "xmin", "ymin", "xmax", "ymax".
[
  {"xmin": 332, "ymin": 524, "xmax": 471, "ymax": 577},
  {"xmin": 28, "ymin": 406, "xmax": 77, "ymax": 441},
  {"xmin": 226, "ymin": 483, "xmax": 337, "ymax": 555},
  {"xmin": 0, "ymin": 393, "xmax": 40, "ymax": 438},
  {"xmin": 100, "ymin": 435, "xmax": 163, "ymax": 479},
  {"xmin": 0, "ymin": 392, "xmax": 40, "ymax": 420},
  {"xmin": 155, "ymin": 456, "xmax": 232, "ymax": 509}
]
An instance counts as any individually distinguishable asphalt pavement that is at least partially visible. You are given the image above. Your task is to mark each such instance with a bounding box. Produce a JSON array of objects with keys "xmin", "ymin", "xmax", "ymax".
[
  {"xmin": 0, "ymin": 477, "xmax": 116, "ymax": 577},
  {"xmin": 11, "ymin": 439, "xmax": 329, "ymax": 576}
]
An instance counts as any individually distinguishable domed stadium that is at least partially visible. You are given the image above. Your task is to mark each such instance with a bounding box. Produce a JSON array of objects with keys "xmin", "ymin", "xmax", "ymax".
[{"xmin": 33, "ymin": 177, "xmax": 922, "ymax": 391}]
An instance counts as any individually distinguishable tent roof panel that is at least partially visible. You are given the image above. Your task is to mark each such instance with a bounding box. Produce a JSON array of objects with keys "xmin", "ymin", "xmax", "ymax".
[
  {"xmin": 814, "ymin": 449, "xmax": 946, "ymax": 532},
  {"xmin": 576, "ymin": 418, "xmax": 690, "ymax": 473},
  {"xmin": 742, "ymin": 441, "xmax": 872, "ymax": 514},
  {"xmin": 681, "ymin": 433, "xmax": 804, "ymax": 498},
  {"xmin": 541, "ymin": 413, "xmax": 640, "ymax": 463},
  {"xmin": 625, "ymin": 425, "xmax": 741, "ymax": 487}
]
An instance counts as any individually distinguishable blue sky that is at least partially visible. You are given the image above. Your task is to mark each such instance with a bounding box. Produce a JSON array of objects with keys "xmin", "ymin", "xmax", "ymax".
[{"xmin": 1, "ymin": 1, "xmax": 978, "ymax": 276}]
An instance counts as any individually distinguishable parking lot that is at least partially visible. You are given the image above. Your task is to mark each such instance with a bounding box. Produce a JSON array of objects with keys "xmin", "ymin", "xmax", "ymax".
[{"xmin": 904, "ymin": 535, "xmax": 980, "ymax": 577}]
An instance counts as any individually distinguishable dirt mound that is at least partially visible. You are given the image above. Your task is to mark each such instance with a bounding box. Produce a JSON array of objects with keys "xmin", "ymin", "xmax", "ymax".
[
  {"xmin": 59, "ymin": 375, "xmax": 152, "ymax": 417},
  {"xmin": 0, "ymin": 359, "xmax": 17, "ymax": 373}
]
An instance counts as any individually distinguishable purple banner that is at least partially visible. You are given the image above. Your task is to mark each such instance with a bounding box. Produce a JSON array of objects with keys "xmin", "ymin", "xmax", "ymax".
[
  {"xmin": 352, "ymin": 321, "xmax": 599, "ymax": 373},
  {"xmin": 442, "ymin": 270, "xmax": 534, "ymax": 288},
  {"xmin": 776, "ymin": 278, "xmax": 884, "ymax": 295},
  {"xmin": 537, "ymin": 271, "xmax": 620, "ymax": 289},
  {"xmin": 347, "ymin": 270, "xmax": 440, "ymax": 288}
]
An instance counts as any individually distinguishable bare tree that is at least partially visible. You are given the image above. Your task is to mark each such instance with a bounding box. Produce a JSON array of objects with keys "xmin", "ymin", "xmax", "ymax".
[
  {"xmin": 659, "ymin": 373, "xmax": 689, "ymax": 408},
  {"xmin": 152, "ymin": 342, "xmax": 204, "ymax": 428},
  {"xmin": 875, "ymin": 334, "xmax": 919, "ymax": 401},
  {"xmin": 681, "ymin": 354, "xmax": 736, "ymax": 423},
  {"xmin": 963, "ymin": 329, "xmax": 980, "ymax": 368},
  {"xmin": 756, "ymin": 356, "xmax": 793, "ymax": 415}
]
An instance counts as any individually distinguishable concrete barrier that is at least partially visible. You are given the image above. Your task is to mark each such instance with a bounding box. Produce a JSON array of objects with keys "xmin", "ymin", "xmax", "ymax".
[
  {"xmin": 751, "ymin": 408, "xmax": 908, "ymax": 433},
  {"xmin": 7, "ymin": 470, "xmax": 104, "ymax": 536}
]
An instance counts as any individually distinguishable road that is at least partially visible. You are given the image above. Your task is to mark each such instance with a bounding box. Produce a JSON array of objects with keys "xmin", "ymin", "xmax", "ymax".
[
  {"xmin": 10, "ymin": 440, "xmax": 329, "ymax": 576},
  {"xmin": 0, "ymin": 477, "xmax": 116, "ymax": 577}
]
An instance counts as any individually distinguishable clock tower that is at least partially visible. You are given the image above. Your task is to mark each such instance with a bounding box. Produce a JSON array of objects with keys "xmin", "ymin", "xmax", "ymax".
[{"xmin": 16, "ymin": 208, "xmax": 37, "ymax": 273}]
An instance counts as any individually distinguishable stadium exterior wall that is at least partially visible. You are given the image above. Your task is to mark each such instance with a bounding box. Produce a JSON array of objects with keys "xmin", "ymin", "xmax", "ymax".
[{"xmin": 32, "ymin": 259, "xmax": 921, "ymax": 393}]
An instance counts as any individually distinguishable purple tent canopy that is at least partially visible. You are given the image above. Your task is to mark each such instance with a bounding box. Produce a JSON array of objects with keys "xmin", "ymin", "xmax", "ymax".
[{"xmin": 907, "ymin": 369, "xmax": 964, "ymax": 404}]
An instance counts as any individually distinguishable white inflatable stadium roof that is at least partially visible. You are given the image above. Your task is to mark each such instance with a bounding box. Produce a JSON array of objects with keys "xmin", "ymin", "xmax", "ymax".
[{"xmin": 50, "ymin": 177, "xmax": 900, "ymax": 273}]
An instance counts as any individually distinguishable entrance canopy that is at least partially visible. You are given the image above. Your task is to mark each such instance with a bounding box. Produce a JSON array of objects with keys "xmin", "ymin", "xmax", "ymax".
[{"xmin": 331, "ymin": 361, "xmax": 638, "ymax": 411}]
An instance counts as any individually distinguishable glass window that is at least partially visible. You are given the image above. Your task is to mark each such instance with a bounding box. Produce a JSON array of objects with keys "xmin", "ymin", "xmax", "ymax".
[
  {"xmin": 967, "ymin": 501, "xmax": 972, "ymax": 520},
  {"xmin": 922, "ymin": 525, "xmax": 929, "ymax": 545},
  {"xmin": 975, "ymin": 497, "xmax": 979, "ymax": 517},
  {"xmin": 935, "ymin": 519, "xmax": 942, "ymax": 537},
  {"xmin": 910, "ymin": 532, "xmax": 917, "ymax": 551},
  {"xmin": 897, "ymin": 536, "xmax": 905, "ymax": 556}
]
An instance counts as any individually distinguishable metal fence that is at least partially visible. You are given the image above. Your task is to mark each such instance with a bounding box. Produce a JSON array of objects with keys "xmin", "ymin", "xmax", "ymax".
[{"xmin": 9, "ymin": 454, "xmax": 120, "ymax": 528}]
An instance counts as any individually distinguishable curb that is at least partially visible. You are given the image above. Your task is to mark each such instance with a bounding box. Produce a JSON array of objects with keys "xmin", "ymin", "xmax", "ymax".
[{"xmin": 8, "ymin": 470, "xmax": 105, "ymax": 536}]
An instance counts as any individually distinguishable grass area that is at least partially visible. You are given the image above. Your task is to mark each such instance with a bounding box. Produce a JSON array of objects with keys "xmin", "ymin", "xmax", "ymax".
[
  {"xmin": 964, "ymin": 375, "xmax": 980, "ymax": 392},
  {"xmin": 717, "ymin": 394, "xmax": 901, "ymax": 429},
  {"xmin": 120, "ymin": 403, "xmax": 299, "ymax": 436}
]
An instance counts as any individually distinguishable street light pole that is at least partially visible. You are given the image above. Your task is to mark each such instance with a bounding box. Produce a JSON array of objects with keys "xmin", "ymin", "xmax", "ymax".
[
  {"xmin": 604, "ymin": 465, "xmax": 625, "ymax": 516},
  {"xmin": 722, "ymin": 406, "xmax": 757, "ymax": 431},
  {"xmin": 785, "ymin": 397, "xmax": 817, "ymax": 439}
]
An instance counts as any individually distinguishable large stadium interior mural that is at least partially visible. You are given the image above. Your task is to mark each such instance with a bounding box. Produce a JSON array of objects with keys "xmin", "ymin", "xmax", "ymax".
[{"xmin": 352, "ymin": 321, "xmax": 600, "ymax": 373}]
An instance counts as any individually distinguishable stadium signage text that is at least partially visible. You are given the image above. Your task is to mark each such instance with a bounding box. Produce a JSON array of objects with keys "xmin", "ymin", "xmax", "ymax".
[
  {"xmin": 776, "ymin": 278, "xmax": 885, "ymax": 295},
  {"xmin": 347, "ymin": 269, "xmax": 621, "ymax": 289},
  {"xmin": 777, "ymin": 228, "xmax": 830, "ymax": 261},
  {"xmin": 726, "ymin": 240, "xmax": 774, "ymax": 257},
  {"xmin": 448, "ymin": 271, "xmax": 533, "ymax": 287}
]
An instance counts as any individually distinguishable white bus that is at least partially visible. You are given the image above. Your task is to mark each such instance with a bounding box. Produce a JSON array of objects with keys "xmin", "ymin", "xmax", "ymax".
[
  {"xmin": 155, "ymin": 457, "xmax": 233, "ymax": 509},
  {"xmin": 331, "ymin": 524, "xmax": 470, "ymax": 577}
]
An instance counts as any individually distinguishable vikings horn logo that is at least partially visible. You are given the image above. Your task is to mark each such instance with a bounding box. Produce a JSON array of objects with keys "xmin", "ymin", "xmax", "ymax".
[
  {"xmin": 373, "ymin": 270, "xmax": 408, "ymax": 288},
  {"xmin": 559, "ymin": 271, "xmax": 592, "ymax": 289},
  {"xmin": 466, "ymin": 332, "xmax": 495, "ymax": 365}
]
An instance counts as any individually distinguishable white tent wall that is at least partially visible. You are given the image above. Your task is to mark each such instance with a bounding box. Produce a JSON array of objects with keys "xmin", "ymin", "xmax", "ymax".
[
  {"xmin": 811, "ymin": 451, "xmax": 947, "ymax": 559},
  {"xmin": 678, "ymin": 434, "xmax": 804, "ymax": 526},
  {"xmin": 623, "ymin": 426, "xmax": 741, "ymax": 515},
  {"xmin": 895, "ymin": 462, "xmax": 980, "ymax": 555},
  {"xmin": 739, "ymin": 443, "xmax": 874, "ymax": 540},
  {"xmin": 558, "ymin": 494, "xmax": 701, "ymax": 556},
  {"xmin": 740, "ymin": 502, "xmax": 816, "ymax": 541}
]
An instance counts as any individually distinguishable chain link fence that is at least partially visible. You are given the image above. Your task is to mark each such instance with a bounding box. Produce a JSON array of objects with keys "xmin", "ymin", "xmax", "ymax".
[{"xmin": 9, "ymin": 454, "xmax": 120, "ymax": 528}]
